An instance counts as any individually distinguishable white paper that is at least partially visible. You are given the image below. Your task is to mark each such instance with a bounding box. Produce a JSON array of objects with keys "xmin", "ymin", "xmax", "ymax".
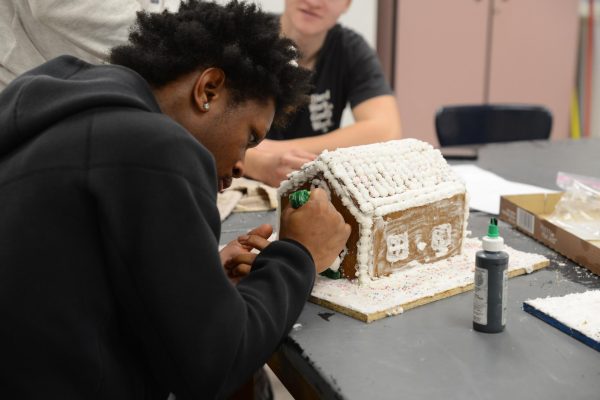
[{"xmin": 451, "ymin": 164, "xmax": 555, "ymax": 214}]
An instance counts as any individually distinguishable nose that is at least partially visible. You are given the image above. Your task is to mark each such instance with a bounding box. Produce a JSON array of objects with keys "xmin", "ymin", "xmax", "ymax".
[{"xmin": 232, "ymin": 160, "xmax": 244, "ymax": 178}]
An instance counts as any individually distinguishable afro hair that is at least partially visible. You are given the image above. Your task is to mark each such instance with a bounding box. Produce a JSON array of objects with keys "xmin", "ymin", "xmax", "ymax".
[{"xmin": 110, "ymin": 0, "xmax": 312, "ymax": 128}]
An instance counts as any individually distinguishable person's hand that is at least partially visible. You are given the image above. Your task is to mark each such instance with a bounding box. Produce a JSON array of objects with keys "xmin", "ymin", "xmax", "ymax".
[
  {"xmin": 279, "ymin": 188, "xmax": 350, "ymax": 273},
  {"xmin": 220, "ymin": 224, "xmax": 272, "ymax": 284},
  {"xmin": 245, "ymin": 145, "xmax": 317, "ymax": 187},
  {"xmin": 271, "ymin": 148, "xmax": 316, "ymax": 183},
  {"xmin": 254, "ymin": 138, "xmax": 295, "ymax": 154}
]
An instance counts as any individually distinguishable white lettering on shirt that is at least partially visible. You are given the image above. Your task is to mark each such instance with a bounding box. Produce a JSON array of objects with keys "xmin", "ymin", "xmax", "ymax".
[{"xmin": 308, "ymin": 90, "xmax": 334, "ymax": 133}]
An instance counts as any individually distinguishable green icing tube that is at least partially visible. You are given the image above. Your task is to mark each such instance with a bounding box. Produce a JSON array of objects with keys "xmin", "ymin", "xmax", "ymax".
[
  {"xmin": 288, "ymin": 189, "xmax": 342, "ymax": 280},
  {"xmin": 320, "ymin": 268, "xmax": 341, "ymax": 279},
  {"xmin": 289, "ymin": 189, "xmax": 310, "ymax": 209}
]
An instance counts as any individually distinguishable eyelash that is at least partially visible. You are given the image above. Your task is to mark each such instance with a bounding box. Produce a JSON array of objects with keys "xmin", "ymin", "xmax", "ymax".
[{"xmin": 248, "ymin": 132, "xmax": 259, "ymax": 147}]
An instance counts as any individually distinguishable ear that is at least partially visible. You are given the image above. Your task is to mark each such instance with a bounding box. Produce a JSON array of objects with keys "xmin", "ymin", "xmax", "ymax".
[{"xmin": 192, "ymin": 68, "xmax": 226, "ymax": 112}]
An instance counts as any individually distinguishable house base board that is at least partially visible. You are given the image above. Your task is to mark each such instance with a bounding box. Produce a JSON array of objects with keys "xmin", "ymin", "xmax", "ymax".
[{"xmin": 309, "ymin": 237, "xmax": 549, "ymax": 323}]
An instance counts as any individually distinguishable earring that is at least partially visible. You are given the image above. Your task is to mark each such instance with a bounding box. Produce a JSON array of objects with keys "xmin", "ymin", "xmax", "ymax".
[{"xmin": 202, "ymin": 102, "xmax": 210, "ymax": 111}]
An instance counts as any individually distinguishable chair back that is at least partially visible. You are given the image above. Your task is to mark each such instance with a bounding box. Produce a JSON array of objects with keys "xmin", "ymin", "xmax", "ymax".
[{"xmin": 435, "ymin": 104, "xmax": 553, "ymax": 147}]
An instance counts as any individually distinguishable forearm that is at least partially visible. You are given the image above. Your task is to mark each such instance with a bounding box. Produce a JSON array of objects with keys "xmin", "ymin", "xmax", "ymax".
[
  {"xmin": 288, "ymin": 117, "xmax": 402, "ymax": 154},
  {"xmin": 243, "ymin": 148, "xmax": 316, "ymax": 187},
  {"xmin": 94, "ymin": 168, "xmax": 314, "ymax": 398},
  {"xmin": 242, "ymin": 148, "xmax": 278, "ymax": 186},
  {"xmin": 223, "ymin": 240, "xmax": 315, "ymax": 393},
  {"xmin": 243, "ymin": 148, "xmax": 266, "ymax": 180},
  {"xmin": 243, "ymin": 96, "xmax": 401, "ymax": 185},
  {"xmin": 289, "ymin": 94, "xmax": 402, "ymax": 153}
]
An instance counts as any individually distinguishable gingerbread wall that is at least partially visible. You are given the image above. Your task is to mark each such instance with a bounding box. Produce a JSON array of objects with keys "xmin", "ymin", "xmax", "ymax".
[
  {"xmin": 280, "ymin": 181, "xmax": 466, "ymax": 280},
  {"xmin": 371, "ymin": 193, "xmax": 466, "ymax": 277},
  {"xmin": 279, "ymin": 176, "xmax": 360, "ymax": 279}
]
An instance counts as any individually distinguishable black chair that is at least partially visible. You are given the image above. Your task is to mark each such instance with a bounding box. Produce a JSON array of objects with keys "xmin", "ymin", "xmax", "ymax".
[{"xmin": 435, "ymin": 104, "xmax": 553, "ymax": 147}]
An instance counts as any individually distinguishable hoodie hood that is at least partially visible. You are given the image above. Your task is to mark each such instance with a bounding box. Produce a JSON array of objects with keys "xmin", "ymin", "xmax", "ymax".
[{"xmin": 0, "ymin": 55, "xmax": 161, "ymax": 157}]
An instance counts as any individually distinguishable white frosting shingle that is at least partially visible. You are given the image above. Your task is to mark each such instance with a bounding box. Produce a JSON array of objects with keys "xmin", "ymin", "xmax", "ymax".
[{"xmin": 280, "ymin": 139, "xmax": 465, "ymax": 216}]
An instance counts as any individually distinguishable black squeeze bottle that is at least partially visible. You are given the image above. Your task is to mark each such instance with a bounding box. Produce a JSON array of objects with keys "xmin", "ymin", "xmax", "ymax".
[{"xmin": 473, "ymin": 218, "xmax": 509, "ymax": 333}]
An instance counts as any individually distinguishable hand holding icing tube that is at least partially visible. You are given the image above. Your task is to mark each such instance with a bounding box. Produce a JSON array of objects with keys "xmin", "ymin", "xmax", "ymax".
[
  {"xmin": 279, "ymin": 188, "xmax": 350, "ymax": 274},
  {"xmin": 288, "ymin": 190, "xmax": 343, "ymax": 278}
]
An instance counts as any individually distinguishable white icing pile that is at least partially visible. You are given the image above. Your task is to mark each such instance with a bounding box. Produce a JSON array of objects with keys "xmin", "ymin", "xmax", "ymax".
[
  {"xmin": 278, "ymin": 139, "xmax": 468, "ymax": 283},
  {"xmin": 525, "ymin": 290, "xmax": 600, "ymax": 342},
  {"xmin": 311, "ymin": 238, "xmax": 548, "ymax": 317}
]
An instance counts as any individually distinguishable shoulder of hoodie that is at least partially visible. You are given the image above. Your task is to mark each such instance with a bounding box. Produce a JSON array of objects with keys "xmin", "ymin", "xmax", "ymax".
[
  {"xmin": 69, "ymin": 63, "xmax": 218, "ymax": 193},
  {"xmin": 88, "ymin": 104, "xmax": 216, "ymax": 191}
]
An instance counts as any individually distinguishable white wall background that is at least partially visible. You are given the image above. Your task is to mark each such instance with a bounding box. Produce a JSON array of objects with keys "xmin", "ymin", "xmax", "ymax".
[
  {"xmin": 215, "ymin": 0, "xmax": 379, "ymax": 127},
  {"xmin": 254, "ymin": 0, "xmax": 377, "ymax": 48}
]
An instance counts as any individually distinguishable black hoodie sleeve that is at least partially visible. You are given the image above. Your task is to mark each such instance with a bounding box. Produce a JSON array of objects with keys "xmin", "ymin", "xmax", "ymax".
[{"xmin": 87, "ymin": 113, "xmax": 315, "ymax": 399}]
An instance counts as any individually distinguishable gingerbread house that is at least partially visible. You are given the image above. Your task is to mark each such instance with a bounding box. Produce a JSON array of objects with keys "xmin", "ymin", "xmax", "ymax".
[{"xmin": 278, "ymin": 139, "xmax": 469, "ymax": 283}]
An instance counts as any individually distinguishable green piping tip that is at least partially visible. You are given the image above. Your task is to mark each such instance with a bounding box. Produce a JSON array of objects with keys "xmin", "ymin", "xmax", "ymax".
[
  {"xmin": 487, "ymin": 217, "xmax": 499, "ymax": 237},
  {"xmin": 320, "ymin": 268, "xmax": 341, "ymax": 279}
]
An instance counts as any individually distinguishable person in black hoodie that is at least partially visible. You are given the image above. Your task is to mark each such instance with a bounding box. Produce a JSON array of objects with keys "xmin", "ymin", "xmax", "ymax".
[{"xmin": 0, "ymin": 1, "xmax": 351, "ymax": 399}]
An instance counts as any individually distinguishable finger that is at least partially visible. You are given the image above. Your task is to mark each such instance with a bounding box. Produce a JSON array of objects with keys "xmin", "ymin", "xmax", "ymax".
[
  {"xmin": 282, "ymin": 202, "xmax": 295, "ymax": 217},
  {"xmin": 307, "ymin": 187, "xmax": 327, "ymax": 202},
  {"xmin": 219, "ymin": 240, "xmax": 244, "ymax": 262},
  {"xmin": 343, "ymin": 223, "xmax": 352, "ymax": 240},
  {"xmin": 231, "ymin": 263, "xmax": 252, "ymax": 278},
  {"xmin": 238, "ymin": 234, "xmax": 271, "ymax": 252},
  {"xmin": 237, "ymin": 224, "xmax": 272, "ymax": 249},
  {"xmin": 282, "ymin": 154, "xmax": 315, "ymax": 170},
  {"xmin": 225, "ymin": 253, "xmax": 256, "ymax": 270},
  {"xmin": 290, "ymin": 148, "xmax": 318, "ymax": 159},
  {"xmin": 282, "ymin": 167, "xmax": 297, "ymax": 179},
  {"xmin": 273, "ymin": 168, "xmax": 293, "ymax": 186},
  {"xmin": 246, "ymin": 224, "xmax": 273, "ymax": 239},
  {"xmin": 231, "ymin": 237, "xmax": 254, "ymax": 252},
  {"xmin": 256, "ymin": 139, "xmax": 276, "ymax": 151}
]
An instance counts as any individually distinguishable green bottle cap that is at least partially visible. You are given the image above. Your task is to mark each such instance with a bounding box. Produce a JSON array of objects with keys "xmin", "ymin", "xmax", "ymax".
[
  {"xmin": 487, "ymin": 217, "xmax": 499, "ymax": 238},
  {"xmin": 289, "ymin": 189, "xmax": 310, "ymax": 209}
]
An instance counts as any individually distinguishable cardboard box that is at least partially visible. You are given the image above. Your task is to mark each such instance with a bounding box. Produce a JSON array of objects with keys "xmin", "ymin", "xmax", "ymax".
[{"xmin": 499, "ymin": 193, "xmax": 600, "ymax": 276}]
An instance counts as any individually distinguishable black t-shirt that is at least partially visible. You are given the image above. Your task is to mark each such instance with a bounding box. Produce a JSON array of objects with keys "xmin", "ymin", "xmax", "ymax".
[{"xmin": 268, "ymin": 23, "xmax": 392, "ymax": 140}]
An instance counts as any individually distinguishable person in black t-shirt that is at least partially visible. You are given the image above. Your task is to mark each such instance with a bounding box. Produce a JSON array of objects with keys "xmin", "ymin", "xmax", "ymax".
[{"xmin": 244, "ymin": 0, "xmax": 402, "ymax": 187}]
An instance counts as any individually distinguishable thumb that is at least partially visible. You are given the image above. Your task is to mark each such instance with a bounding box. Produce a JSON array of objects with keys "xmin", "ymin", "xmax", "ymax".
[{"xmin": 247, "ymin": 224, "xmax": 273, "ymax": 239}]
